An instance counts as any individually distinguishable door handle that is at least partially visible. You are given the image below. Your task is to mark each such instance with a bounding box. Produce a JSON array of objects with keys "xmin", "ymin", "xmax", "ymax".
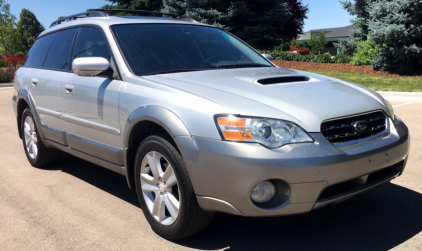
[
  {"xmin": 65, "ymin": 84, "xmax": 74, "ymax": 94},
  {"xmin": 31, "ymin": 78, "xmax": 38, "ymax": 87}
]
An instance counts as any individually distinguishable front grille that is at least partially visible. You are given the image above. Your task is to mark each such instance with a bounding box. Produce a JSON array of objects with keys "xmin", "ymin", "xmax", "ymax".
[{"xmin": 321, "ymin": 111, "xmax": 387, "ymax": 144}]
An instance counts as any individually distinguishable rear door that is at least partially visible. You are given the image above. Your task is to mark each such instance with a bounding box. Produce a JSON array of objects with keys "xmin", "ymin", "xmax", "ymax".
[
  {"xmin": 61, "ymin": 27, "xmax": 123, "ymax": 164},
  {"xmin": 23, "ymin": 28, "xmax": 78, "ymax": 143}
]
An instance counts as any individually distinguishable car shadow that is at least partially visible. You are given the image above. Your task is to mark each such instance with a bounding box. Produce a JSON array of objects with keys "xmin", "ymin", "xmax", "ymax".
[
  {"xmin": 50, "ymin": 152, "xmax": 139, "ymax": 207},
  {"xmin": 50, "ymin": 153, "xmax": 422, "ymax": 251}
]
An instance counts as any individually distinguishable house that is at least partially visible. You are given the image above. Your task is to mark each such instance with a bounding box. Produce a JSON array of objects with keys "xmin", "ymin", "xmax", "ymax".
[{"xmin": 297, "ymin": 25, "xmax": 353, "ymax": 55}]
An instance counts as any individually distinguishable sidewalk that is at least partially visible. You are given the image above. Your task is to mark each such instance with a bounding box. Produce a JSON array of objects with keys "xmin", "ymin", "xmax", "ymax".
[
  {"xmin": 0, "ymin": 83, "xmax": 12, "ymax": 88},
  {"xmin": 378, "ymin": 91, "xmax": 422, "ymax": 102}
]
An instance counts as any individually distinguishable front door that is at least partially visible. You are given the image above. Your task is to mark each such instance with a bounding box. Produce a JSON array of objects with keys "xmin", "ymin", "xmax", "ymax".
[{"xmin": 61, "ymin": 27, "xmax": 123, "ymax": 165}]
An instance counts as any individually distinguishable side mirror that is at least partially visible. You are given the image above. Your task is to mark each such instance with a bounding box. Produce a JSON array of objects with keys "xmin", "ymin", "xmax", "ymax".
[
  {"xmin": 262, "ymin": 54, "xmax": 274, "ymax": 62},
  {"xmin": 72, "ymin": 57, "xmax": 111, "ymax": 77}
]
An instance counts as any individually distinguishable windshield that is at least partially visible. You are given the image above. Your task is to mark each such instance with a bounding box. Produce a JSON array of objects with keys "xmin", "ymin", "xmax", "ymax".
[{"xmin": 111, "ymin": 24, "xmax": 273, "ymax": 76}]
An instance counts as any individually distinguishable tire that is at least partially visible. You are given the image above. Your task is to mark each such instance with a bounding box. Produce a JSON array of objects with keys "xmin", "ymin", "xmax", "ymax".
[
  {"xmin": 134, "ymin": 135, "xmax": 213, "ymax": 240},
  {"xmin": 21, "ymin": 108, "xmax": 61, "ymax": 167}
]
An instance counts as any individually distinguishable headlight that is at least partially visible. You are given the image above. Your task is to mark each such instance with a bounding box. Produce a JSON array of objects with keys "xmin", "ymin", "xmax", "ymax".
[
  {"xmin": 384, "ymin": 99, "xmax": 395, "ymax": 120},
  {"xmin": 215, "ymin": 115, "xmax": 313, "ymax": 148}
]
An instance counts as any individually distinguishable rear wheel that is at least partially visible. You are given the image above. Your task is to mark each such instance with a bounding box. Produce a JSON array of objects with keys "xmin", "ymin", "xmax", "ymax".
[
  {"xmin": 134, "ymin": 135, "xmax": 213, "ymax": 240},
  {"xmin": 21, "ymin": 108, "xmax": 61, "ymax": 167}
]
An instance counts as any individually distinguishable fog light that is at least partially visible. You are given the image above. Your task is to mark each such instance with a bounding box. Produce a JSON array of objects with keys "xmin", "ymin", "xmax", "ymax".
[{"xmin": 250, "ymin": 181, "xmax": 276, "ymax": 203}]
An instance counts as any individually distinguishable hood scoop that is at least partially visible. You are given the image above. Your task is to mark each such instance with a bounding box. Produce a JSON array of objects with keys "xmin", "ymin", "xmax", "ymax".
[{"xmin": 257, "ymin": 76, "xmax": 310, "ymax": 85}]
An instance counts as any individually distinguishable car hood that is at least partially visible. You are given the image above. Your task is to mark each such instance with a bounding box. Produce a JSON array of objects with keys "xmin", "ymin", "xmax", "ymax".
[{"xmin": 143, "ymin": 67, "xmax": 388, "ymax": 132}]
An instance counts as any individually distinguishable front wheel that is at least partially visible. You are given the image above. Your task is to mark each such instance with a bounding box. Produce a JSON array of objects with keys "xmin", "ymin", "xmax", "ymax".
[{"xmin": 134, "ymin": 135, "xmax": 213, "ymax": 240}]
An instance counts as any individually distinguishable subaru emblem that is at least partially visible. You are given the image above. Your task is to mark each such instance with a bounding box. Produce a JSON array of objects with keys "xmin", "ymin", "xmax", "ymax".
[{"xmin": 354, "ymin": 121, "xmax": 367, "ymax": 132}]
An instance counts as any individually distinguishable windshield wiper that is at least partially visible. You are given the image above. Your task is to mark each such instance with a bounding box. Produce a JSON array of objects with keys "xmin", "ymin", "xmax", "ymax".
[
  {"xmin": 211, "ymin": 63, "xmax": 271, "ymax": 69},
  {"xmin": 143, "ymin": 69, "xmax": 207, "ymax": 76}
]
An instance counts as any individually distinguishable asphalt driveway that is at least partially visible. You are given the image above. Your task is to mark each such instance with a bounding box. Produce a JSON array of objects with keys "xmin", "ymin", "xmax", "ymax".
[{"xmin": 1, "ymin": 87, "xmax": 421, "ymax": 251}]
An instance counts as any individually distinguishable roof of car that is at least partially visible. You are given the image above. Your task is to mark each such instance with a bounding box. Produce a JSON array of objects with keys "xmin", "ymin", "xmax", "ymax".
[{"xmin": 40, "ymin": 9, "xmax": 206, "ymax": 37}]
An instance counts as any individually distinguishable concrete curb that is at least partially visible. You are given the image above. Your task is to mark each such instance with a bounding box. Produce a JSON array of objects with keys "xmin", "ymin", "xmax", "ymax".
[
  {"xmin": 0, "ymin": 84, "xmax": 12, "ymax": 88},
  {"xmin": 378, "ymin": 91, "xmax": 422, "ymax": 102}
]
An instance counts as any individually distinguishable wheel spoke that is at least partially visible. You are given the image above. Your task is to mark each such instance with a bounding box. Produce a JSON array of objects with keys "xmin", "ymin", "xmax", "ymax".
[
  {"xmin": 164, "ymin": 193, "xmax": 179, "ymax": 220},
  {"xmin": 32, "ymin": 143, "xmax": 38, "ymax": 158},
  {"xmin": 166, "ymin": 172, "xmax": 177, "ymax": 188},
  {"xmin": 25, "ymin": 137, "xmax": 32, "ymax": 149},
  {"xmin": 146, "ymin": 152, "xmax": 161, "ymax": 179},
  {"xmin": 24, "ymin": 117, "xmax": 30, "ymax": 128},
  {"xmin": 152, "ymin": 195, "xmax": 166, "ymax": 222},
  {"xmin": 142, "ymin": 183, "xmax": 159, "ymax": 193},
  {"xmin": 162, "ymin": 165, "xmax": 174, "ymax": 184},
  {"xmin": 29, "ymin": 118, "xmax": 34, "ymax": 131},
  {"xmin": 141, "ymin": 173, "xmax": 156, "ymax": 186},
  {"xmin": 24, "ymin": 127, "xmax": 31, "ymax": 137}
]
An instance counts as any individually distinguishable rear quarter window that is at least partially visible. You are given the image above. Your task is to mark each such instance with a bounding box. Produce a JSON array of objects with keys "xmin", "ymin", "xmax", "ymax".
[{"xmin": 24, "ymin": 33, "xmax": 57, "ymax": 68}]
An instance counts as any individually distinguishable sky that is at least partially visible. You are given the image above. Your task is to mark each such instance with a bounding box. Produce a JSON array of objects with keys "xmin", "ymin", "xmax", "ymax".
[{"xmin": 10, "ymin": 0, "xmax": 354, "ymax": 31}]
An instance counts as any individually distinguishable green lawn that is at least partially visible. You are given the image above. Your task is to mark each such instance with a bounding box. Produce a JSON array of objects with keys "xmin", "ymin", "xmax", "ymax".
[{"xmin": 306, "ymin": 70, "xmax": 422, "ymax": 92}]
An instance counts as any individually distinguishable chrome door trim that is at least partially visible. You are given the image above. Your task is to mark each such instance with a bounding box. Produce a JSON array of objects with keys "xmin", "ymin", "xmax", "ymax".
[{"xmin": 36, "ymin": 107, "xmax": 121, "ymax": 135}]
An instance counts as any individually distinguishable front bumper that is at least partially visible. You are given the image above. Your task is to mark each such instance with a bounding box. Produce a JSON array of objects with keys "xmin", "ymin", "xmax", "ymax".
[{"xmin": 176, "ymin": 118, "xmax": 409, "ymax": 217}]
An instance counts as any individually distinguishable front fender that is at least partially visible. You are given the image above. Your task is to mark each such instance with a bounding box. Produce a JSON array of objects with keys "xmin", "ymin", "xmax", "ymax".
[
  {"xmin": 123, "ymin": 105, "xmax": 191, "ymax": 149},
  {"xmin": 122, "ymin": 105, "xmax": 192, "ymax": 190}
]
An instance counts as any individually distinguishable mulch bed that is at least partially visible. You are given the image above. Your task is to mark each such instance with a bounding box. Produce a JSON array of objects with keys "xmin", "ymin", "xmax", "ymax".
[{"xmin": 273, "ymin": 60, "xmax": 422, "ymax": 78}]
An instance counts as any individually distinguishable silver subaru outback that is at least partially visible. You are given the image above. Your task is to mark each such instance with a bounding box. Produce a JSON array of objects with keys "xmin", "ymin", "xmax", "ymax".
[{"xmin": 12, "ymin": 9, "xmax": 409, "ymax": 240}]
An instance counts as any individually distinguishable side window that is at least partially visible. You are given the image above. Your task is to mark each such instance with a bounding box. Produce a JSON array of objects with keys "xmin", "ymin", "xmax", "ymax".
[
  {"xmin": 24, "ymin": 33, "xmax": 57, "ymax": 68},
  {"xmin": 44, "ymin": 28, "xmax": 78, "ymax": 70},
  {"xmin": 72, "ymin": 27, "xmax": 111, "ymax": 62}
]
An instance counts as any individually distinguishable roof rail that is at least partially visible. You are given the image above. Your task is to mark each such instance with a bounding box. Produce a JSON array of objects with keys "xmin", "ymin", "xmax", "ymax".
[{"xmin": 50, "ymin": 9, "xmax": 196, "ymax": 28}]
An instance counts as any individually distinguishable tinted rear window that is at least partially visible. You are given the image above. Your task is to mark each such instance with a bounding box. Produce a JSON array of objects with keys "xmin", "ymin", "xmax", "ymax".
[
  {"xmin": 44, "ymin": 28, "xmax": 78, "ymax": 70},
  {"xmin": 24, "ymin": 33, "xmax": 57, "ymax": 68}
]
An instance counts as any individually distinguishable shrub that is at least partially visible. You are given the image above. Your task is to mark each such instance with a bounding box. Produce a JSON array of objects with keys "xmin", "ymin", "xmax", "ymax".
[
  {"xmin": 0, "ymin": 55, "xmax": 25, "ymax": 67},
  {"xmin": 333, "ymin": 53, "xmax": 352, "ymax": 64},
  {"xmin": 0, "ymin": 59, "xmax": 8, "ymax": 68},
  {"xmin": 289, "ymin": 45, "xmax": 310, "ymax": 55},
  {"xmin": 273, "ymin": 41, "xmax": 291, "ymax": 52},
  {"xmin": 290, "ymin": 38, "xmax": 307, "ymax": 48},
  {"xmin": 266, "ymin": 51, "xmax": 314, "ymax": 62},
  {"xmin": 0, "ymin": 67, "xmax": 16, "ymax": 83},
  {"xmin": 314, "ymin": 53, "xmax": 334, "ymax": 63},
  {"xmin": 351, "ymin": 40, "xmax": 379, "ymax": 66},
  {"xmin": 16, "ymin": 52, "xmax": 25, "ymax": 57}
]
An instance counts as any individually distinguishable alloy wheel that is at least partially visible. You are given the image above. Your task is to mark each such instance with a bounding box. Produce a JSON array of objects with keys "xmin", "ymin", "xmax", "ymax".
[
  {"xmin": 140, "ymin": 151, "xmax": 180, "ymax": 225},
  {"xmin": 24, "ymin": 116, "xmax": 38, "ymax": 159}
]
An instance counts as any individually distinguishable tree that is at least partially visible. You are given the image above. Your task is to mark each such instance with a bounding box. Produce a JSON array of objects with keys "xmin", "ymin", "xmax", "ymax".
[
  {"xmin": 103, "ymin": 0, "xmax": 163, "ymax": 11},
  {"xmin": 103, "ymin": 0, "xmax": 308, "ymax": 49},
  {"xmin": 0, "ymin": 0, "xmax": 23, "ymax": 58},
  {"xmin": 335, "ymin": 0, "xmax": 375, "ymax": 55},
  {"xmin": 368, "ymin": 0, "xmax": 422, "ymax": 74},
  {"xmin": 282, "ymin": 0, "xmax": 309, "ymax": 40},
  {"xmin": 161, "ymin": 0, "xmax": 231, "ymax": 29},
  {"xmin": 307, "ymin": 30, "xmax": 328, "ymax": 55},
  {"xmin": 16, "ymin": 9, "xmax": 44, "ymax": 53},
  {"xmin": 161, "ymin": 0, "xmax": 291, "ymax": 48}
]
